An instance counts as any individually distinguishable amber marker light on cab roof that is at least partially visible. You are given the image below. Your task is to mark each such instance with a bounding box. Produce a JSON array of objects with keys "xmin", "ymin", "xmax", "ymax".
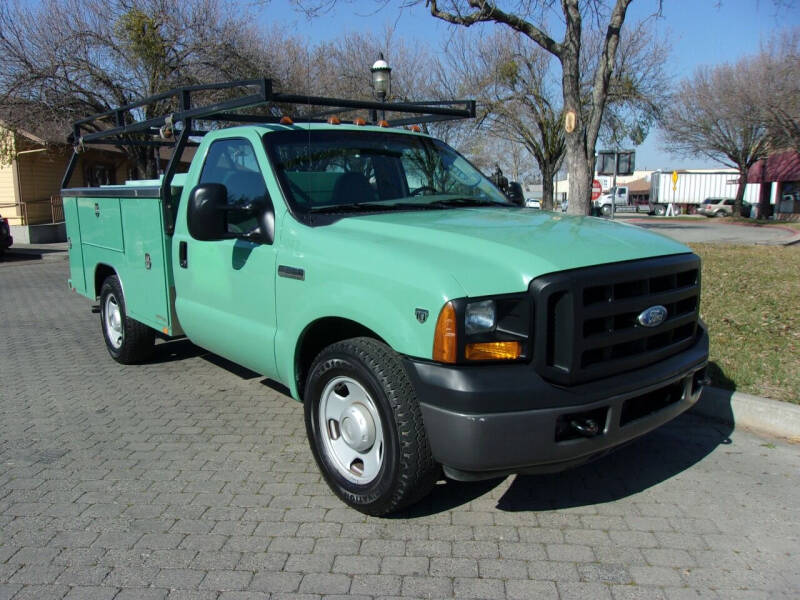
[
  {"xmin": 353, "ymin": 118, "xmax": 366, "ymax": 126},
  {"xmin": 432, "ymin": 302, "xmax": 457, "ymax": 363},
  {"xmin": 409, "ymin": 125, "xmax": 421, "ymax": 132},
  {"xmin": 327, "ymin": 116, "xmax": 341, "ymax": 125},
  {"xmin": 465, "ymin": 341, "xmax": 521, "ymax": 361},
  {"xmin": 378, "ymin": 120, "xmax": 390, "ymax": 128},
  {"xmin": 279, "ymin": 116, "xmax": 293, "ymax": 125}
]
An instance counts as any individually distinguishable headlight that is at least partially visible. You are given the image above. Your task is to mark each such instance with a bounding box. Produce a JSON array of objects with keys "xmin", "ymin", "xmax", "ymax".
[
  {"xmin": 465, "ymin": 300, "xmax": 495, "ymax": 335},
  {"xmin": 433, "ymin": 294, "xmax": 531, "ymax": 363}
]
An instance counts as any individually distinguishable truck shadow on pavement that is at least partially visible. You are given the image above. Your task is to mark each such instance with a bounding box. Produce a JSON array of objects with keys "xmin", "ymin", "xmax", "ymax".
[
  {"xmin": 143, "ymin": 341, "xmax": 739, "ymax": 518},
  {"xmin": 397, "ymin": 395, "xmax": 735, "ymax": 517}
]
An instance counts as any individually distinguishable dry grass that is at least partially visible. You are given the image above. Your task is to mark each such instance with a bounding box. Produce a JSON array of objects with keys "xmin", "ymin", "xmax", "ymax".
[{"xmin": 690, "ymin": 243, "xmax": 800, "ymax": 403}]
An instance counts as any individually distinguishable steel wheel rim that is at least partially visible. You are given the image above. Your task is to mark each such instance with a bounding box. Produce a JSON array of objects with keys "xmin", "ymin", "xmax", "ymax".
[
  {"xmin": 104, "ymin": 293, "xmax": 123, "ymax": 350},
  {"xmin": 318, "ymin": 376, "xmax": 384, "ymax": 484}
]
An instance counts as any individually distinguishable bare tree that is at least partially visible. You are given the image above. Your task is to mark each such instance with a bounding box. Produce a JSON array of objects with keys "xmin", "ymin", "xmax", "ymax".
[
  {"xmin": 423, "ymin": 1, "xmax": 642, "ymax": 216},
  {"xmin": 661, "ymin": 59, "xmax": 769, "ymax": 217},
  {"xmin": 0, "ymin": 0, "xmax": 280, "ymax": 175},
  {"xmin": 750, "ymin": 29, "xmax": 800, "ymax": 154},
  {"xmin": 289, "ymin": 0, "xmax": 654, "ymax": 214},
  {"xmin": 438, "ymin": 21, "xmax": 668, "ymax": 210},
  {"xmin": 310, "ymin": 27, "xmax": 437, "ymax": 104}
]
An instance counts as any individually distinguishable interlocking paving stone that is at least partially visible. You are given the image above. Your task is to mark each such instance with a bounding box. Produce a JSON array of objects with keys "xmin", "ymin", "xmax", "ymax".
[{"xmin": 1, "ymin": 260, "xmax": 799, "ymax": 599}]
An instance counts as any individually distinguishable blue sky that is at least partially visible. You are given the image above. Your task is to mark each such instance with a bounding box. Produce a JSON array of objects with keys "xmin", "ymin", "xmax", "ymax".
[{"xmin": 257, "ymin": 1, "xmax": 800, "ymax": 171}]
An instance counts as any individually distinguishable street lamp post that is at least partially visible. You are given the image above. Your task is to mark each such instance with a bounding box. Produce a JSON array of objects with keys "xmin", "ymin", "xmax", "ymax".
[{"xmin": 370, "ymin": 53, "xmax": 391, "ymax": 123}]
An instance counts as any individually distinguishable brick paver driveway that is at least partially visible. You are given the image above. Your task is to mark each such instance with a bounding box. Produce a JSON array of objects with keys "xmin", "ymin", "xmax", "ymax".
[{"xmin": 2, "ymin": 259, "xmax": 798, "ymax": 600}]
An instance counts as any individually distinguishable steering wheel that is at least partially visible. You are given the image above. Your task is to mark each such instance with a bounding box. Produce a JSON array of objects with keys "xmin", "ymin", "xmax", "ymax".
[{"xmin": 410, "ymin": 185, "xmax": 437, "ymax": 196}]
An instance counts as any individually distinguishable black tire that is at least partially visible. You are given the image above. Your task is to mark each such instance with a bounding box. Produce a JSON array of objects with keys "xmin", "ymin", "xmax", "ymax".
[
  {"xmin": 304, "ymin": 337, "xmax": 439, "ymax": 516},
  {"xmin": 99, "ymin": 275, "xmax": 154, "ymax": 364},
  {"xmin": 601, "ymin": 204, "xmax": 612, "ymax": 216},
  {"xmin": 655, "ymin": 204, "xmax": 667, "ymax": 216},
  {"xmin": 714, "ymin": 210, "xmax": 727, "ymax": 217}
]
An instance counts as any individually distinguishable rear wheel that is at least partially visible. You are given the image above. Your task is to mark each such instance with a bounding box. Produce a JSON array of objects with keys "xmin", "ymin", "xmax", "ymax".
[
  {"xmin": 304, "ymin": 337, "xmax": 438, "ymax": 515},
  {"xmin": 655, "ymin": 204, "xmax": 667, "ymax": 216},
  {"xmin": 714, "ymin": 209, "xmax": 727, "ymax": 217},
  {"xmin": 99, "ymin": 275, "xmax": 154, "ymax": 364}
]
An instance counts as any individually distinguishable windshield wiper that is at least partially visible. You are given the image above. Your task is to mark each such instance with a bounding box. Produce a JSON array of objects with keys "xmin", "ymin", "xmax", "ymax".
[
  {"xmin": 425, "ymin": 197, "xmax": 511, "ymax": 208},
  {"xmin": 308, "ymin": 202, "xmax": 398, "ymax": 214}
]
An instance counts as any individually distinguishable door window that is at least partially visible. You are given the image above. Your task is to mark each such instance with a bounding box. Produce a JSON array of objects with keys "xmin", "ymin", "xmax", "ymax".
[{"xmin": 199, "ymin": 139, "xmax": 267, "ymax": 234}]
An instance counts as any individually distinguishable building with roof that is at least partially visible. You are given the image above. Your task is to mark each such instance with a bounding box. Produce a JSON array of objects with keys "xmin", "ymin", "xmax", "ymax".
[{"xmin": 748, "ymin": 150, "xmax": 800, "ymax": 220}]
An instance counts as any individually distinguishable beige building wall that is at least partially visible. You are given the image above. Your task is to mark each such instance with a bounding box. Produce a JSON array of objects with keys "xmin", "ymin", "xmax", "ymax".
[{"xmin": 0, "ymin": 127, "xmax": 21, "ymax": 223}]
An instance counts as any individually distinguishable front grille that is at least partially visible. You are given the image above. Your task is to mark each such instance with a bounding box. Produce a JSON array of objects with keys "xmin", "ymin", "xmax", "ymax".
[{"xmin": 530, "ymin": 254, "xmax": 701, "ymax": 385}]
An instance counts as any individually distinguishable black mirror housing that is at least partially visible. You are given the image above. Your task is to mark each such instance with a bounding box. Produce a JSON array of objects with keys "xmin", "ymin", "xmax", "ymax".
[
  {"xmin": 188, "ymin": 183, "xmax": 229, "ymax": 241},
  {"xmin": 187, "ymin": 183, "xmax": 275, "ymax": 244}
]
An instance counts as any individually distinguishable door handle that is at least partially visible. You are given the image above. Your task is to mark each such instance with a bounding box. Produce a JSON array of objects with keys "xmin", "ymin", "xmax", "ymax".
[{"xmin": 179, "ymin": 241, "xmax": 187, "ymax": 268}]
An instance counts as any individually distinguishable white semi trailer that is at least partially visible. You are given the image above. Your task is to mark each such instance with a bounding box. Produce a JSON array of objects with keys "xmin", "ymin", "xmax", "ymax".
[{"xmin": 649, "ymin": 170, "xmax": 760, "ymax": 216}]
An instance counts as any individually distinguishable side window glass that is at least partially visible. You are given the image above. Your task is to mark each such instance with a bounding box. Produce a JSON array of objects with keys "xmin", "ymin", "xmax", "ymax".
[
  {"xmin": 199, "ymin": 139, "xmax": 267, "ymax": 234},
  {"xmin": 724, "ymin": 199, "xmax": 735, "ymax": 206}
]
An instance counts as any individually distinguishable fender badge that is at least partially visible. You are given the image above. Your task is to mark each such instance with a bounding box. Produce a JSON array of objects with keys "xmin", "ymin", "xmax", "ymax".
[{"xmin": 415, "ymin": 308, "xmax": 429, "ymax": 324}]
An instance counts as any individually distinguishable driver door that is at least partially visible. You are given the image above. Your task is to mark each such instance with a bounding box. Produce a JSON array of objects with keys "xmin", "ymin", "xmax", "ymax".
[{"xmin": 173, "ymin": 136, "xmax": 278, "ymax": 377}]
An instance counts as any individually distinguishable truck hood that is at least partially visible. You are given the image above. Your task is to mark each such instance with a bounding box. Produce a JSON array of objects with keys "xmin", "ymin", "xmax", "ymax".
[{"xmin": 316, "ymin": 207, "xmax": 691, "ymax": 297}]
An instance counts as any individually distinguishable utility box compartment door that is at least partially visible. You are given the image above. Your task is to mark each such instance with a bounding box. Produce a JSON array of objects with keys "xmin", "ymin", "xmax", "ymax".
[
  {"xmin": 77, "ymin": 197, "xmax": 124, "ymax": 251},
  {"xmin": 63, "ymin": 197, "xmax": 86, "ymax": 294},
  {"xmin": 118, "ymin": 197, "xmax": 171, "ymax": 333}
]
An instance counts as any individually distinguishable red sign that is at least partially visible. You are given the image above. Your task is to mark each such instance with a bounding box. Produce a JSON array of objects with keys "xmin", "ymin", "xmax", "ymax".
[{"xmin": 591, "ymin": 179, "xmax": 602, "ymax": 200}]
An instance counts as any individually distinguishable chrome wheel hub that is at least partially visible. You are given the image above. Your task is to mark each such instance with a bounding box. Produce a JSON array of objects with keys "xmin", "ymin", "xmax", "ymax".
[
  {"xmin": 104, "ymin": 294, "xmax": 123, "ymax": 349},
  {"xmin": 340, "ymin": 403, "xmax": 376, "ymax": 452},
  {"xmin": 319, "ymin": 376, "xmax": 384, "ymax": 484}
]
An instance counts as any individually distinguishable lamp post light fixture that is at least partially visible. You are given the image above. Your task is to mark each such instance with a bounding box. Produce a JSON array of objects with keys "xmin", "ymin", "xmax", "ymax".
[{"xmin": 371, "ymin": 53, "xmax": 391, "ymax": 122}]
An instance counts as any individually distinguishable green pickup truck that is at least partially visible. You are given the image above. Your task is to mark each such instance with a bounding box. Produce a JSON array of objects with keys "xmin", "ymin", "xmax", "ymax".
[{"xmin": 62, "ymin": 81, "xmax": 709, "ymax": 515}]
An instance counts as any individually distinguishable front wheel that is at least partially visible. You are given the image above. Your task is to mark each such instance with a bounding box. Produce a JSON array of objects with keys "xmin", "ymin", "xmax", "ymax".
[
  {"xmin": 654, "ymin": 204, "xmax": 667, "ymax": 216},
  {"xmin": 304, "ymin": 337, "xmax": 438, "ymax": 515},
  {"xmin": 99, "ymin": 275, "xmax": 154, "ymax": 364},
  {"xmin": 601, "ymin": 204, "xmax": 612, "ymax": 216}
]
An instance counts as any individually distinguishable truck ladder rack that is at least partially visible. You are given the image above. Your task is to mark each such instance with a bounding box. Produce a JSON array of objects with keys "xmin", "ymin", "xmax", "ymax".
[{"xmin": 61, "ymin": 78, "xmax": 475, "ymax": 190}]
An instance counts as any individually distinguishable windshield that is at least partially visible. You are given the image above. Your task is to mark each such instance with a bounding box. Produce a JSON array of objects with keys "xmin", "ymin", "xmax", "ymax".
[{"xmin": 263, "ymin": 130, "xmax": 512, "ymax": 214}]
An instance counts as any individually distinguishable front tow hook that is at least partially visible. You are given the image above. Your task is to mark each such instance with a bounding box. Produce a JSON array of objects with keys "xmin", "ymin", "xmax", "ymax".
[{"xmin": 570, "ymin": 418, "xmax": 601, "ymax": 437}]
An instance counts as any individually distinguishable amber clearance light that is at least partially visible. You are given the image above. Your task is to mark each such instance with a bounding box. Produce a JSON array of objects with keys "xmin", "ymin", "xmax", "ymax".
[
  {"xmin": 432, "ymin": 302, "xmax": 457, "ymax": 363},
  {"xmin": 465, "ymin": 341, "xmax": 521, "ymax": 361}
]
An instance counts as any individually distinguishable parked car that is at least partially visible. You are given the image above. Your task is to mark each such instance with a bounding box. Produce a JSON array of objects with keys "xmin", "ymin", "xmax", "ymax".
[
  {"xmin": 0, "ymin": 214, "xmax": 12, "ymax": 258},
  {"xmin": 524, "ymin": 197, "xmax": 541, "ymax": 209},
  {"xmin": 697, "ymin": 197, "xmax": 751, "ymax": 217}
]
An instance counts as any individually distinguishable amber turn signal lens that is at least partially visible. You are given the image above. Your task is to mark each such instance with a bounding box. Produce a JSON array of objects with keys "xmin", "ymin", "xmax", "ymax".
[
  {"xmin": 465, "ymin": 341, "xmax": 521, "ymax": 361},
  {"xmin": 432, "ymin": 302, "xmax": 457, "ymax": 363}
]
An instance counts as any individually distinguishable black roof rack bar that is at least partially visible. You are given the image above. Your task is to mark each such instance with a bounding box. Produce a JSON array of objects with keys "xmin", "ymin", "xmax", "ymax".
[
  {"xmin": 72, "ymin": 79, "xmax": 474, "ymax": 146},
  {"xmin": 79, "ymin": 92, "xmax": 267, "ymax": 142},
  {"xmin": 74, "ymin": 78, "xmax": 268, "ymax": 126},
  {"xmin": 63, "ymin": 79, "xmax": 477, "ymax": 219}
]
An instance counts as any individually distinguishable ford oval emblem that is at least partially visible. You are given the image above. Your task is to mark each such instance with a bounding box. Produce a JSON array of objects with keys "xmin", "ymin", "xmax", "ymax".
[{"xmin": 637, "ymin": 305, "xmax": 668, "ymax": 328}]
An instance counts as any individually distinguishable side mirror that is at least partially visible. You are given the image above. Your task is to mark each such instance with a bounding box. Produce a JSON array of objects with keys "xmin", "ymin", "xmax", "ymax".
[
  {"xmin": 187, "ymin": 184, "xmax": 275, "ymax": 244},
  {"xmin": 188, "ymin": 183, "xmax": 228, "ymax": 241}
]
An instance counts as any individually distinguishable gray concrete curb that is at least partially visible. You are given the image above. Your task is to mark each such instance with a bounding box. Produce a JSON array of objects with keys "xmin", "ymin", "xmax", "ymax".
[{"xmin": 692, "ymin": 386, "xmax": 800, "ymax": 440}]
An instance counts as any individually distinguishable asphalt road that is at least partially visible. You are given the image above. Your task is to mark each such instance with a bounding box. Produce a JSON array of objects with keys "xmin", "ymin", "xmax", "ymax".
[
  {"xmin": 615, "ymin": 217, "xmax": 796, "ymax": 245},
  {"xmin": 1, "ymin": 260, "xmax": 799, "ymax": 600}
]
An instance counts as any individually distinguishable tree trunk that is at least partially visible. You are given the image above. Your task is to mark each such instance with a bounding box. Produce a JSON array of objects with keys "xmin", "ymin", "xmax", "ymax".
[
  {"xmin": 560, "ymin": 2, "xmax": 592, "ymax": 216},
  {"xmin": 565, "ymin": 136, "xmax": 592, "ymax": 215},
  {"xmin": 734, "ymin": 168, "xmax": 748, "ymax": 218},
  {"xmin": 541, "ymin": 166, "xmax": 554, "ymax": 211}
]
